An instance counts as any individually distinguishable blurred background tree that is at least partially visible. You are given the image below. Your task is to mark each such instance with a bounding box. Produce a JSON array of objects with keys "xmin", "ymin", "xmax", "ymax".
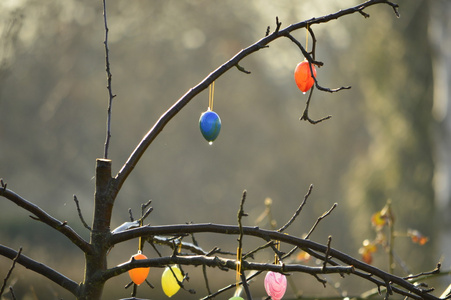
[{"xmin": 0, "ymin": 0, "xmax": 449, "ymax": 299}]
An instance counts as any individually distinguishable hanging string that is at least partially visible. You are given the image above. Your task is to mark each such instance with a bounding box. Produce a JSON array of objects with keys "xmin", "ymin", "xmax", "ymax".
[
  {"xmin": 305, "ymin": 24, "xmax": 309, "ymax": 53},
  {"xmin": 138, "ymin": 219, "xmax": 143, "ymax": 253},
  {"xmin": 274, "ymin": 241, "xmax": 280, "ymax": 265},
  {"xmin": 236, "ymin": 246, "xmax": 242, "ymax": 288},
  {"xmin": 208, "ymin": 81, "xmax": 215, "ymax": 111}
]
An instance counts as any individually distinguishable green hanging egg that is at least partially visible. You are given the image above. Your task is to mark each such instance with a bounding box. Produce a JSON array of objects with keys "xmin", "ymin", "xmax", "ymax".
[
  {"xmin": 199, "ymin": 109, "xmax": 221, "ymax": 143},
  {"xmin": 228, "ymin": 297, "xmax": 245, "ymax": 300}
]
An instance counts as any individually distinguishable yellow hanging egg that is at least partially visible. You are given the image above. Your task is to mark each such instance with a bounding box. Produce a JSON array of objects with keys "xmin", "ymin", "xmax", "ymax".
[
  {"xmin": 128, "ymin": 252, "xmax": 150, "ymax": 285},
  {"xmin": 161, "ymin": 265, "xmax": 183, "ymax": 297}
]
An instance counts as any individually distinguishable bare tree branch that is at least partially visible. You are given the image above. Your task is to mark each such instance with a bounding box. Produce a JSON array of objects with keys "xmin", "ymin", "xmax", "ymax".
[
  {"xmin": 403, "ymin": 263, "xmax": 441, "ymax": 280},
  {"xmin": 300, "ymin": 88, "xmax": 333, "ymax": 124},
  {"xmin": 278, "ymin": 184, "xmax": 313, "ymax": 233},
  {"xmin": 0, "ymin": 188, "xmax": 91, "ymax": 254},
  {"xmin": 0, "ymin": 245, "xmax": 79, "ymax": 296},
  {"xmin": 104, "ymin": 254, "xmax": 354, "ymax": 282},
  {"xmin": 305, "ymin": 203, "xmax": 338, "ymax": 239},
  {"xmin": 112, "ymin": 0, "xmax": 401, "ymax": 199},
  {"xmin": 73, "ymin": 195, "xmax": 91, "ymax": 231},
  {"xmin": 110, "ymin": 223, "xmax": 439, "ymax": 300}
]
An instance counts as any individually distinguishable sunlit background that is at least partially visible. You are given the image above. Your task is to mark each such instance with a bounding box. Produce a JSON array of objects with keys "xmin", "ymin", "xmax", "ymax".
[{"xmin": 0, "ymin": 0, "xmax": 450, "ymax": 299}]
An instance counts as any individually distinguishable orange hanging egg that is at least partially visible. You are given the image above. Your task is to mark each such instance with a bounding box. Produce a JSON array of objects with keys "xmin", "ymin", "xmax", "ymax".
[
  {"xmin": 294, "ymin": 60, "xmax": 317, "ymax": 93},
  {"xmin": 128, "ymin": 252, "xmax": 150, "ymax": 285}
]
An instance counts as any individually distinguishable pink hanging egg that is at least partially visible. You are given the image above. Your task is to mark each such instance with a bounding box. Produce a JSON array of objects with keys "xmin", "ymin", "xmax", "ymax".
[{"xmin": 264, "ymin": 271, "xmax": 287, "ymax": 300}]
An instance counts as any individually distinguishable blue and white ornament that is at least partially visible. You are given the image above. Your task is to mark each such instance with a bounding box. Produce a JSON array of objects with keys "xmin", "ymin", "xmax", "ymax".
[{"xmin": 199, "ymin": 109, "xmax": 221, "ymax": 144}]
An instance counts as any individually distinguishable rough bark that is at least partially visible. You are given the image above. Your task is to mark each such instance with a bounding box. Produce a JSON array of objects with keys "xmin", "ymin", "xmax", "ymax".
[{"xmin": 78, "ymin": 159, "xmax": 114, "ymax": 300}]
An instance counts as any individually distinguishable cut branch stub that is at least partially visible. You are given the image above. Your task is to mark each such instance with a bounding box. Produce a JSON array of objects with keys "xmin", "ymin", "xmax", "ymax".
[{"xmin": 93, "ymin": 158, "xmax": 113, "ymax": 232}]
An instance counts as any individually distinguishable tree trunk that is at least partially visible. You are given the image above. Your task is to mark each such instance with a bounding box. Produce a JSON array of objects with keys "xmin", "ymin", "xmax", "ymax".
[{"xmin": 78, "ymin": 158, "xmax": 114, "ymax": 300}]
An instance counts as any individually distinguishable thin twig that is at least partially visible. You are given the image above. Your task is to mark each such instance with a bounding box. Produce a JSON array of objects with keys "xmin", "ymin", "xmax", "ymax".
[
  {"xmin": 0, "ymin": 179, "xmax": 6, "ymax": 191},
  {"xmin": 385, "ymin": 0, "xmax": 400, "ymax": 17},
  {"xmin": 358, "ymin": 9, "xmax": 371, "ymax": 18},
  {"xmin": 307, "ymin": 26, "xmax": 317, "ymax": 60},
  {"xmin": 140, "ymin": 199, "xmax": 152, "ymax": 216},
  {"xmin": 403, "ymin": 263, "xmax": 441, "ymax": 280},
  {"xmin": 240, "ymin": 272, "xmax": 253, "ymax": 300},
  {"xmin": 139, "ymin": 206, "xmax": 153, "ymax": 223},
  {"xmin": 148, "ymin": 240, "xmax": 163, "ymax": 258},
  {"xmin": 149, "ymin": 235, "xmax": 232, "ymax": 256},
  {"xmin": 145, "ymin": 279, "xmax": 155, "ymax": 289},
  {"xmin": 131, "ymin": 283, "xmax": 137, "ymax": 297},
  {"xmin": 128, "ymin": 208, "xmax": 134, "ymax": 222},
  {"xmin": 102, "ymin": 0, "xmax": 116, "ymax": 159},
  {"xmin": 265, "ymin": 26, "xmax": 270, "ymax": 36},
  {"xmin": 313, "ymin": 273, "xmax": 328, "ymax": 287},
  {"xmin": 243, "ymin": 241, "xmax": 275, "ymax": 260},
  {"xmin": 275, "ymin": 16, "xmax": 282, "ymax": 33},
  {"xmin": 385, "ymin": 278, "xmax": 393, "ymax": 297},
  {"xmin": 202, "ymin": 264, "xmax": 212, "ymax": 295},
  {"xmin": 322, "ymin": 236, "xmax": 332, "ymax": 272},
  {"xmin": 167, "ymin": 264, "xmax": 193, "ymax": 294},
  {"xmin": 191, "ymin": 233, "xmax": 212, "ymax": 294},
  {"xmin": 9, "ymin": 287, "xmax": 16, "ymax": 300},
  {"xmin": 278, "ymin": 184, "xmax": 314, "ymax": 232},
  {"xmin": 200, "ymin": 271, "xmax": 262, "ymax": 300},
  {"xmin": 237, "ymin": 190, "xmax": 248, "ymax": 246},
  {"xmin": 73, "ymin": 195, "xmax": 91, "ymax": 231},
  {"xmin": 236, "ymin": 190, "xmax": 247, "ymax": 293},
  {"xmin": 285, "ymin": 33, "xmax": 323, "ymax": 67},
  {"xmin": 0, "ymin": 247, "xmax": 22, "ymax": 297},
  {"xmin": 300, "ymin": 87, "xmax": 332, "ymax": 124},
  {"xmin": 305, "ymin": 203, "xmax": 338, "ymax": 239},
  {"xmin": 236, "ymin": 63, "xmax": 251, "ymax": 74}
]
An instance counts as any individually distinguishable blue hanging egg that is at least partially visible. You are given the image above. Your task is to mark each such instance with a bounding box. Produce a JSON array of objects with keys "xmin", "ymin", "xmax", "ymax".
[{"xmin": 199, "ymin": 109, "xmax": 221, "ymax": 143}]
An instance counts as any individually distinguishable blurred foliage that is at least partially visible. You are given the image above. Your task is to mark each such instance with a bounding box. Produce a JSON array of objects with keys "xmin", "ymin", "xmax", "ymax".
[{"xmin": 0, "ymin": 0, "xmax": 443, "ymax": 299}]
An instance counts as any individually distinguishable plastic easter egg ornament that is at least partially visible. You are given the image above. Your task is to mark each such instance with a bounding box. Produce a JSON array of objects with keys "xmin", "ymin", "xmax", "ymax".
[
  {"xmin": 228, "ymin": 297, "xmax": 245, "ymax": 300},
  {"xmin": 264, "ymin": 271, "xmax": 287, "ymax": 300},
  {"xmin": 199, "ymin": 109, "xmax": 221, "ymax": 144},
  {"xmin": 161, "ymin": 265, "xmax": 183, "ymax": 297},
  {"xmin": 294, "ymin": 60, "xmax": 317, "ymax": 94},
  {"xmin": 128, "ymin": 252, "xmax": 150, "ymax": 285}
]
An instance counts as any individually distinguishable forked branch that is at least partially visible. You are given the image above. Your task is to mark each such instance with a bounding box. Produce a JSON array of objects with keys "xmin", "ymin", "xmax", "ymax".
[{"xmin": 112, "ymin": 0, "xmax": 401, "ymax": 198}]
